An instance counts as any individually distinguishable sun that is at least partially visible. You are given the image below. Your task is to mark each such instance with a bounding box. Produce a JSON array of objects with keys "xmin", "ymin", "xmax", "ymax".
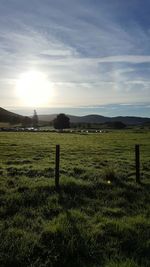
[{"xmin": 16, "ymin": 71, "xmax": 53, "ymax": 107}]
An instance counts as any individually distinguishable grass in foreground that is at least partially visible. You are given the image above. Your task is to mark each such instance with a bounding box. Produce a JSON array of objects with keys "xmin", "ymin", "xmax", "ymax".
[{"xmin": 0, "ymin": 131, "xmax": 150, "ymax": 267}]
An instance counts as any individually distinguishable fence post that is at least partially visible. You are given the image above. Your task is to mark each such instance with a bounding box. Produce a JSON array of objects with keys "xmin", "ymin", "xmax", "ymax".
[
  {"xmin": 55, "ymin": 145, "xmax": 60, "ymax": 191},
  {"xmin": 135, "ymin": 144, "xmax": 140, "ymax": 183}
]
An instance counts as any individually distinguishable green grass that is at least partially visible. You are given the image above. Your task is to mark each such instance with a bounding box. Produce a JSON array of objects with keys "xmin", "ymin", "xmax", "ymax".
[{"xmin": 0, "ymin": 130, "xmax": 150, "ymax": 267}]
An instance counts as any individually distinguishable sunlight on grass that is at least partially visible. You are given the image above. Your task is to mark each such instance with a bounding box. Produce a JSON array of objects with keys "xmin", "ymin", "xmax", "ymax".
[{"xmin": 0, "ymin": 131, "xmax": 150, "ymax": 266}]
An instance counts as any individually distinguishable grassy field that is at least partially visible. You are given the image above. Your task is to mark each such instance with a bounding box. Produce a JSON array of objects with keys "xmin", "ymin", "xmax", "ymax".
[{"xmin": 0, "ymin": 130, "xmax": 150, "ymax": 267}]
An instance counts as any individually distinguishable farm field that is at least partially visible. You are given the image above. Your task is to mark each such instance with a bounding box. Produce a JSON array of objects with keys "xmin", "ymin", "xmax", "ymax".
[{"xmin": 0, "ymin": 130, "xmax": 150, "ymax": 267}]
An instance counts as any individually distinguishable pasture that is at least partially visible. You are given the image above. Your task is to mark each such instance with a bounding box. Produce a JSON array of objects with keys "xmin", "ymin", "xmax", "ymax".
[{"xmin": 0, "ymin": 130, "xmax": 150, "ymax": 267}]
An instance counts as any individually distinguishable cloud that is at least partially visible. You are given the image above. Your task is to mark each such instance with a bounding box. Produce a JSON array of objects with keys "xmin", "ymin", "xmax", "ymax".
[
  {"xmin": 38, "ymin": 55, "xmax": 150, "ymax": 66},
  {"xmin": 96, "ymin": 55, "xmax": 150, "ymax": 64},
  {"xmin": 0, "ymin": 0, "xmax": 150, "ymax": 111}
]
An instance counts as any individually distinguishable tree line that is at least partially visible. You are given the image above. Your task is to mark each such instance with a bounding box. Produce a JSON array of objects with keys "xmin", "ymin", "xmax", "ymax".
[
  {"xmin": 22, "ymin": 112, "xmax": 70, "ymax": 130},
  {"xmin": 22, "ymin": 111, "xmax": 126, "ymax": 130},
  {"xmin": 21, "ymin": 110, "xmax": 39, "ymax": 128}
]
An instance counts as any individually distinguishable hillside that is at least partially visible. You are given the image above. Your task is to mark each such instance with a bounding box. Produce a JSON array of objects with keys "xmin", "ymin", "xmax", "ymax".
[
  {"xmin": 0, "ymin": 107, "xmax": 24, "ymax": 124},
  {"xmin": 38, "ymin": 113, "xmax": 150, "ymax": 125},
  {"xmin": 1, "ymin": 107, "xmax": 150, "ymax": 126}
]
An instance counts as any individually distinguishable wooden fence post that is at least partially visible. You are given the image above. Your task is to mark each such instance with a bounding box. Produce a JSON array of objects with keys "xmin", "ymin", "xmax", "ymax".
[
  {"xmin": 55, "ymin": 145, "xmax": 60, "ymax": 191},
  {"xmin": 135, "ymin": 144, "xmax": 140, "ymax": 183}
]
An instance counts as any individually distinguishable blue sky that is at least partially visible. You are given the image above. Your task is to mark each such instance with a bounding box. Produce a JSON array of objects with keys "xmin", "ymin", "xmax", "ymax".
[{"xmin": 0, "ymin": 0, "xmax": 150, "ymax": 116}]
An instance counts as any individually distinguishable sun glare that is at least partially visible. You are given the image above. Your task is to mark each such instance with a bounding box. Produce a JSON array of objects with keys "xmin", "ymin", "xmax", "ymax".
[{"xmin": 16, "ymin": 71, "xmax": 53, "ymax": 107}]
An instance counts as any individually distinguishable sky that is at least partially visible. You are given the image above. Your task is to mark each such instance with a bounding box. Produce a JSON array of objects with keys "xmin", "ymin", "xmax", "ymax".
[{"xmin": 0, "ymin": 0, "xmax": 150, "ymax": 117}]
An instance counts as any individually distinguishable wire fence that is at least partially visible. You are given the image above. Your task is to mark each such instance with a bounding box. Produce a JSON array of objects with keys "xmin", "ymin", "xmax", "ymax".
[{"xmin": 53, "ymin": 144, "xmax": 150, "ymax": 190}]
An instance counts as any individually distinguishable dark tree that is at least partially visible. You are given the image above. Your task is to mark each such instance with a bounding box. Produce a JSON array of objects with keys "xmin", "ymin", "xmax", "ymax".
[
  {"xmin": 53, "ymin": 113, "xmax": 70, "ymax": 130},
  {"xmin": 112, "ymin": 121, "xmax": 126, "ymax": 129},
  {"xmin": 9, "ymin": 116, "xmax": 21, "ymax": 125},
  {"xmin": 87, "ymin": 123, "xmax": 91, "ymax": 129},
  {"xmin": 22, "ymin": 116, "xmax": 32, "ymax": 128},
  {"xmin": 32, "ymin": 110, "xmax": 39, "ymax": 128}
]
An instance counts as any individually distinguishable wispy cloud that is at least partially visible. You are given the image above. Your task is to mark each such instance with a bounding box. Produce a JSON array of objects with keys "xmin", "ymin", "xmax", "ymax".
[{"xmin": 0, "ymin": 0, "xmax": 150, "ymax": 114}]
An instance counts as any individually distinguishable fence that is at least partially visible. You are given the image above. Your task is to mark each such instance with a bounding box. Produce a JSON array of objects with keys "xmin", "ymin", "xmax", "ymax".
[{"xmin": 55, "ymin": 144, "xmax": 142, "ymax": 191}]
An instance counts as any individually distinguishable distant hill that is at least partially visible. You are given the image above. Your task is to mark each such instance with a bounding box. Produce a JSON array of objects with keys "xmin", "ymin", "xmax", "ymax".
[
  {"xmin": 0, "ymin": 107, "xmax": 24, "ymax": 124},
  {"xmin": 38, "ymin": 114, "xmax": 57, "ymax": 122},
  {"xmin": 1, "ymin": 107, "xmax": 150, "ymax": 126},
  {"xmin": 38, "ymin": 114, "xmax": 150, "ymax": 125},
  {"xmin": 109, "ymin": 116, "xmax": 150, "ymax": 125}
]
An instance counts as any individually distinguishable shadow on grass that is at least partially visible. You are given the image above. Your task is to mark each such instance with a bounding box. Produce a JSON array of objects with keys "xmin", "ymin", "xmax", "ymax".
[
  {"xmin": 53, "ymin": 175, "xmax": 150, "ymax": 220},
  {"xmin": 38, "ymin": 210, "xmax": 100, "ymax": 267}
]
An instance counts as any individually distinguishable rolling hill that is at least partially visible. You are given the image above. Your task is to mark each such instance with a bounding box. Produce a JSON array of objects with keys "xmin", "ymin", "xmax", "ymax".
[
  {"xmin": 1, "ymin": 107, "xmax": 150, "ymax": 126},
  {"xmin": 0, "ymin": 107, "xmax": 24, "ymax": 124},
  {"xmin": 38, "ymin": 113, "xmax": 150, "ymax": 125}
]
